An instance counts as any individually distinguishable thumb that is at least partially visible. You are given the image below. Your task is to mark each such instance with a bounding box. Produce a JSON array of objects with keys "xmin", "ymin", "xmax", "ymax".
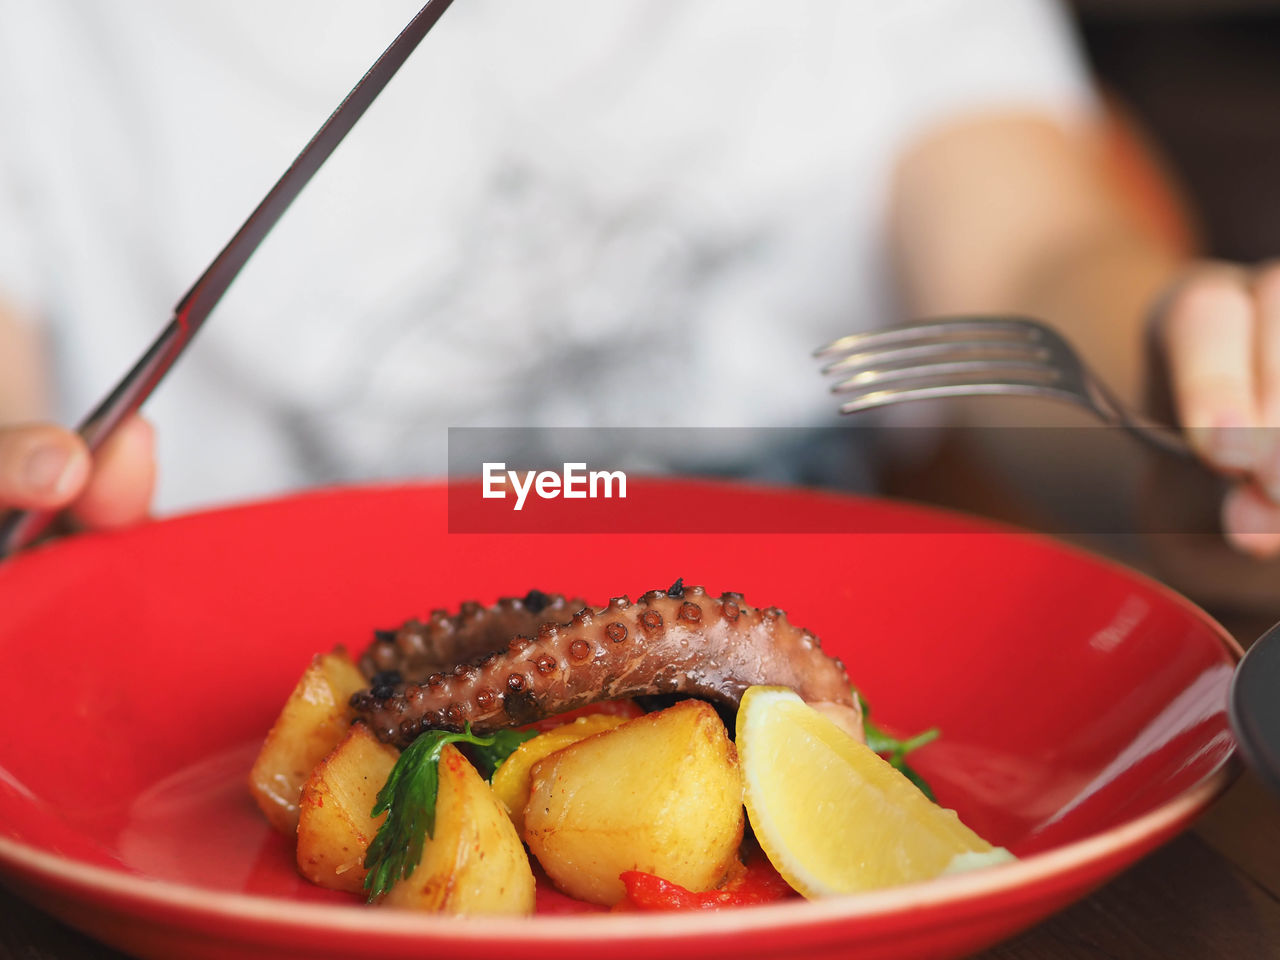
[{"xmin": 0, "ymin": 423, "xmax": 91, "ymax": 510}]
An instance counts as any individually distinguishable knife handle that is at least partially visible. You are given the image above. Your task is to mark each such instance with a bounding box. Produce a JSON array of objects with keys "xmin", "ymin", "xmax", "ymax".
[
  {"xmin": 0, "ymin": 319, "xmax": 185, "ymax": 560},
  {"xmin": 0, "ymin": 508, "xmax": 54, "ymax": 559},
  {"xmin": 0, "ymin": 0, "xmax": 457, "ymax": 562}
]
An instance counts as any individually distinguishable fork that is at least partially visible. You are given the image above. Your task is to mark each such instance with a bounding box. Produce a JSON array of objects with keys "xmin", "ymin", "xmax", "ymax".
[{"xmin": 815, "ymin": 316, "xmax": 1192, "ymax": 459}]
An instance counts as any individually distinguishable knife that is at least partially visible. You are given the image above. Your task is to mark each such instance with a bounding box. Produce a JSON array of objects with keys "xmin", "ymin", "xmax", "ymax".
[{"xmin": 0, "ymin": 0, "xmax": 456, "ymax": 559}]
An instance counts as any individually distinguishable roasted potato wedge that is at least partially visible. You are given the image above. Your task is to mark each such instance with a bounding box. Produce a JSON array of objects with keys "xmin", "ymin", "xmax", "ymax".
[
  {"xmin": 381, "ymin": 744, "xmax": 535, "ymax": 915},
  {"xmin": 524, "ymin": 700, "xmax": 744, "ymax": 905},
  {"xmin": 249, "ymin": 650, "xmax": 367, "ymax": 835},
  {"xmin": 296, "ymin": 723, "xmax": 399, "ymax": 894},
  {"xmin": 491, "ymin": 713, "xmax": 630, "ymax": 835}
]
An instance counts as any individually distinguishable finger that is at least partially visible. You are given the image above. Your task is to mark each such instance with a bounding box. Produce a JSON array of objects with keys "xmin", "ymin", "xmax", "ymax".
[
  {"xmin": 1251, "ymin": 263, "xmax": 1280, "ymax": 496},
  {"xmin": 1160, "ymin": 267, "xmax": 1260, "ymax": 471},
  {"xmin": 71, "ymin": 416, "xmax": 156, "ymax": 530},
  {"xmin": 0, "ymin": 423, "xmax": 91, "ymax": 510},
  {"xmin": 1221, "ymin": 482, "xmax": 1280, "ymax": 559}
]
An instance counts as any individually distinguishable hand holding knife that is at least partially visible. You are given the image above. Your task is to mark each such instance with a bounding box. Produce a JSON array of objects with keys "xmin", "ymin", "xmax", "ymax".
[{"xmin": 0, "ymin": 0, "xmax": 456, "ymax": 559}]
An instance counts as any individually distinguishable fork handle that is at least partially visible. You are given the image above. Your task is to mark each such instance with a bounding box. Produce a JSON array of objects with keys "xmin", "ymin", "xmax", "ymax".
[
  {"xmin": 1113, "ymin": 416, "xmax": 1196, "ymax": 460},
  {"xmin": 1084, "ymin": 376, "xmax": 1195, "ymax": 461}
]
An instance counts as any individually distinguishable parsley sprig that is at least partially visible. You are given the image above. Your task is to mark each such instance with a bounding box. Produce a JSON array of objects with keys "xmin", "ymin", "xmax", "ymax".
[
  {"xmin": 859, "ymin": 694, "xmax": 940, "ymax": 802},
  {"xmin": 362, "ymin": 724, "xmax": 535, "ymax": 900}
]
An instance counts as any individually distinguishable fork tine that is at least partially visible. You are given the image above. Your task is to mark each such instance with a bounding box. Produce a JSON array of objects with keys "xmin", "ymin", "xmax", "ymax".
[
  {"xmin": 835, "ymin": 379, "xmax": 1084, "ymax": 415},
  {"xmin": 814, "ymin": 317, "xmax": 1041, "ymax": 359},
  {"xmin": 829, "ymin": 357, "xmax": 1058, "ymax": 393},
  {"xmin": 820, "ymin": 339, "xmax": 1048, "ymax": 376}
]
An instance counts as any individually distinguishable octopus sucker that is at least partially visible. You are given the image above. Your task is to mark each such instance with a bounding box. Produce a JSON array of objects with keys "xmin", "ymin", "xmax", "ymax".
[
  {"xmin": 357, "ymin": 591, "xmax": 586, "ymax": 681},
  {"xmin": 353, "ymin": 585, "xmax": 861, "ymax": 749}
]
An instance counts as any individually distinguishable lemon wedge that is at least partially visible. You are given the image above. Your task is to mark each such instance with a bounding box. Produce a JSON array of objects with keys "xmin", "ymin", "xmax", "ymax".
[{"xmin": 736, "ymin": 685, "xmax": 1013, "ymax": 897}]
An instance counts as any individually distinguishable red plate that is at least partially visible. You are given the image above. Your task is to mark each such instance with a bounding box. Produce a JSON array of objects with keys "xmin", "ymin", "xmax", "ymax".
[{"xmin": 0, "ymin": 480, "xmax": 1239, "ymax": 960}]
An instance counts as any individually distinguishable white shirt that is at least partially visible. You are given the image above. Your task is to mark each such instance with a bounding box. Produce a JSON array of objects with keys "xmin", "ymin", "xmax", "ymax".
[{"xmin": 0, "ymin": 0, "xmax": 1093, "ymax": 512}]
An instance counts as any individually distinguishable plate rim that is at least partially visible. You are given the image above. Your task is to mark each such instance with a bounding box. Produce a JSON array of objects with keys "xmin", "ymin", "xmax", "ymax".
[
  {"xmin": 0, "ymin": 479, "xmax": 1246, "ymax": 943},
  {"xmin": 0, "ymin": 763, "xmax": 1236, "ymax": 941}
]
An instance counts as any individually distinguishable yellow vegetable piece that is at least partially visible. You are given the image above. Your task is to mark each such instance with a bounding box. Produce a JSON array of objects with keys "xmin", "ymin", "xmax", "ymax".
[
  {"xmin": 490, "ymin": 714, "xmax": 630, "ymax": 835},
  {"xmin": 297, "ymin": 723, "xmax": 399, "ymax": 894},
  {"xmin": 381, "ymin": 744, "xmax": 536, "ymax": 915},
  {"xmin": 736, "ymin": 686, "xmax": 1012, "ymax": 898},
  {"xmin": 524, "ymin": 700, "xmax": 744, "ymax": 906},
  {"xmin": 249, "ymin": 650, "xmax": 367, "ymax": 835}
]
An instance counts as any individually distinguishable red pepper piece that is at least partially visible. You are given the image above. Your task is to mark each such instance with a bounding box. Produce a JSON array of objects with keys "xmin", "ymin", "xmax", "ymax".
[{"xmin": 618, "ymin": 858, "xmax": 794, "ymax": 911}]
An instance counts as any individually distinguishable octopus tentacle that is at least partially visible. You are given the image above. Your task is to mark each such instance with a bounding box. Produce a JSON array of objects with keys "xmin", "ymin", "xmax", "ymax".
[
  {"xmin": 358, "ymin": 590, "xmax": 585, "ymax": 682},
  {"xmin": 352, "ymin": 585, "xmax": 857, "ymax": 748}
]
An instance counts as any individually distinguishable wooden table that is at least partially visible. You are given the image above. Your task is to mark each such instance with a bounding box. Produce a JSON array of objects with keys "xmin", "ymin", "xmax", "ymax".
[{"xmin": 3, "ymin": 624, "xmax": 1278, "ymax": 960}]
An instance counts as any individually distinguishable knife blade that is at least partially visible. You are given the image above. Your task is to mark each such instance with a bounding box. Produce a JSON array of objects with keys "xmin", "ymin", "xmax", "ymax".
[{"xmin": 0, "ymin": 0, "xmax": 457, "ymax": 559}]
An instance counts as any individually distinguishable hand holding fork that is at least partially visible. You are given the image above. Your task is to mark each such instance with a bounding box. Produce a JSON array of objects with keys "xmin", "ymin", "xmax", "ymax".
[{"xmin": 818, "ymin": 271, "xmax": 1280, "ymax": 561}]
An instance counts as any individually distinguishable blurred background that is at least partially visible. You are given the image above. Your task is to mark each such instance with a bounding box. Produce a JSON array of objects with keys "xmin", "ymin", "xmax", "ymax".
[
  {"xmin": 5, "ymin": 1, "xmax": 1280, "ymax": 612},
  {"xmin": 1071, "ymin": 0, "xmax": 1280, "ymax": 261},
  {"xmin": 884, "ymin": 0, "xmax": 1280, "ymax": 617}
]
